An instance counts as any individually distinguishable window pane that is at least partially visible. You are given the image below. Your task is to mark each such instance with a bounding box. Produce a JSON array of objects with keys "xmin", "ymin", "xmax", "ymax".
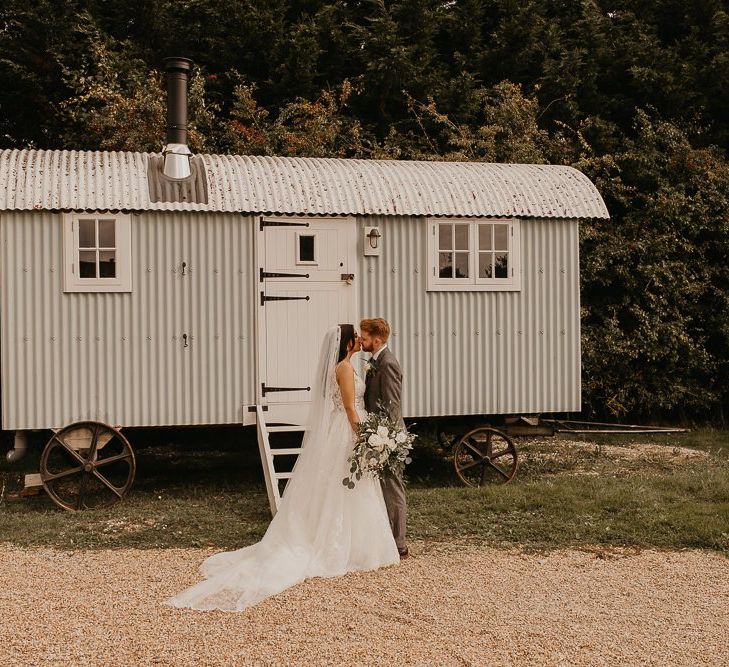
[
  {"xmin": 494, "ymin": 224, "xmax": 509, "ymax": 251},
  {"xmin": 299, "ymin": 235, "xmax": 315, "ymax": 262},
  {"xmin": 438, "ymin": 224, "xmax": 452, "ymax": 250},
  {"xmin": 454, "ymin": 252, "xmax": 469, "ymax": 278},
  {"xmin": 479, "ymin": 253, "xmax": 493, "ymax": 278},
  {"xmin": 99, "ymin": 220, "xmax": 115, "ymax": 248},
  {"xmin": 495, "ymin": 252, "xmax": 508, "ymax": 278},
  {"xmin": 479, "ymin": 224, "xmax": 492, "ymax": 250},
  {"xmin": 454, "ymin": 224, "xmax": 469, "ymax": 250},
  {"xmin": 438, "ymin": 252, "xmax": 453, "ymax": 278},
  {"xmin": 99, "ymin": 251, "xmax": 116, "ymax": 278},
  {"xmin": 79, "ymin": 251, "xmax": 97, "ymax": 278},
  {"xmin": 79, "ymin": 219, "xmax": 96, "ymax": 248}
]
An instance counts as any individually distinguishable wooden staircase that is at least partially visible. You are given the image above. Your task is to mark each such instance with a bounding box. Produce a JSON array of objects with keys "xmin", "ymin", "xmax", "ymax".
[{"xmin": 255, "ymin": 406, "xmax": 306, "ymax": 516}]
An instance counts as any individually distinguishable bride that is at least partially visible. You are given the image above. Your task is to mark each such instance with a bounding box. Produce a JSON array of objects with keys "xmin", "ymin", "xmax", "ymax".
[{"xmin": 166, "ymin": 324, "xmax": 400, "ymax": 611}]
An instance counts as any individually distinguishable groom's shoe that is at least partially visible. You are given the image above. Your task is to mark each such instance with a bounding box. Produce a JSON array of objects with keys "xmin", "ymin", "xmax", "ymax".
[{"xmin": 398, "ymin": 547, "xmax": 410, "ymax": 560}]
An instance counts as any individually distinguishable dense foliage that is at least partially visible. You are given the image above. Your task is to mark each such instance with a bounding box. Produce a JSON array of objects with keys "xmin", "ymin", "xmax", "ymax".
[{"xmin": 1, "ymin": 0, "xmax": 727, "ymax": 422}]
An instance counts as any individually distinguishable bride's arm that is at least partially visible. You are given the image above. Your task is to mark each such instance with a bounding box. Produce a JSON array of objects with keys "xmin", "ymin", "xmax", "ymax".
[{"xmin": 335, "ymin": 363, "xmax": 360, "ymax": 433}]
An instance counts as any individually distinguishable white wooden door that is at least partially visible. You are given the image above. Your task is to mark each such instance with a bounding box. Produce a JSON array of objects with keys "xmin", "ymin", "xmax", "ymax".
[{"xmin": 257, "ymin": 217, "xmax": 357, "ymax": 421}]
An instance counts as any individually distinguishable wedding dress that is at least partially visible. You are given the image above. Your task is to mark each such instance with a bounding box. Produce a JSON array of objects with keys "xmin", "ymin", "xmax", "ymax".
[{"xmin": 166, "ymin": 326, "xmax": 400, "ymax": 612}]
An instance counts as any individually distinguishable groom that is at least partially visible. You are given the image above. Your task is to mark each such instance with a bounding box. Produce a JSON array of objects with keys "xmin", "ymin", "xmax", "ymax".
[{"xmin": 359, "ymin": 318, "xmax": 409, "ymax": 560}]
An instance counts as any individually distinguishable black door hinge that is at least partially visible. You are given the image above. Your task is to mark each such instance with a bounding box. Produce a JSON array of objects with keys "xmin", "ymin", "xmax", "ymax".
[
  {"xmin": 261, "ymin": 383, "xmax": 311, "ymax": 397},
  {"xmin": 260, "ymin": 292, "xmax": 311, "ymax": 306},
  {"xmin": 260, "ymin": 268, "xmax": 310, "ymax": 282}
]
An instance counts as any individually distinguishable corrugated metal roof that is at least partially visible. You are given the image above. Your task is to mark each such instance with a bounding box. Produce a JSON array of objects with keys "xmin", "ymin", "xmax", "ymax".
[{"xmin": 0, "ymin": 149, "xmax": 609, "ymax": 219}]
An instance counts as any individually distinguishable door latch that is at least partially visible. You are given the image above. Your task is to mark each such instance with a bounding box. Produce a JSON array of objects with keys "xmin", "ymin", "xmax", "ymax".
[{"xmin": 341, "ymin": 273, "xmax": 354, "ymax": 284}]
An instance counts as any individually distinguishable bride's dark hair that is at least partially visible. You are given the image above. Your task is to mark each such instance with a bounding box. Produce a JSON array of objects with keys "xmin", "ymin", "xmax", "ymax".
[{"xmin": 337, "ymin": 324, "xmax": 356, "ymax": 363}]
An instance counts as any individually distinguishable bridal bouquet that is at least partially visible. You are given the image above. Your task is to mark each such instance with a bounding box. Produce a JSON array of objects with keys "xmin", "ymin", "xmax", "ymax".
[{"xmin": 342, "ymin": 403, "xmax": 416, "ymax": 489}]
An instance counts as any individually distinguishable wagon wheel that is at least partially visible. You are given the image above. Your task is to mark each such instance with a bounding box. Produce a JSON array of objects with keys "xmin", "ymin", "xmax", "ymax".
[
  {"xmin": 453, "ymin": 426, "xmax": 518, "ymax": 487},
  {"xmin": 40, "ymin": 421, "xmax": 136, "ymax": 511}
]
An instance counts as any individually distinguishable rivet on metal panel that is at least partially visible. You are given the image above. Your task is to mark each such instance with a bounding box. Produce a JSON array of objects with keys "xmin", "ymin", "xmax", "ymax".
[
  {"xmin": 518, "ymin": 330, "xmax": 523, "ymax": 335},
  {"xmin": 391, "ymin": 267, "xmax": 397, "ymax": 273},
  {"xmin": 215, "ymin": 334, "xmax": 220, "ymax": 339},
  {"xmin": 23, "ymin": 337, "xmax": 29, "ymax": 342},
  {"xmin": 23, "ymin": 267, "xmax": 29, "ymax": 272},
  {"xmin": 452, "ymin": 330, "xmax": 457, "ymax": 336},
  {"xmin": 147, "ymin": 336, "xmax": 151, "ymax": 341},
  {"xmin": 414, "ymin": 332, "xmax": 419, "ymax": 337},
  {"xmin": 368, "ymin": 267, "xmax": 374, "ymax": 273},
  {"xmin": 539, "ymin": 267, "xmax": 544, "ymax": 274},
  {"xmin": 560, "ymin": 267, "xmax": 566, "ymax": 274},
  {"xmin": 496, "ymin": 329, "xmax": 502, "ymax": 335},
  {"xmin": 214, "ymin": 269, "xmax": 219, "ymax": 274},
  {"xmin": 430, "ymin": 332, "xmax": 434, "ymax": 336},
  {"xmin": 539, "ymin": 330, "xmax": 544, "ymax": 335},
  {"xmin": 50, "ymin": 267, "xmax": 55, "ymax": 273},
  {"xmin": 51, "ymin": 336, "xmax": 55, "ymax": 341},
  {"xmin": 414, "ymin": 267, "xmax": 419, "ymax": 273},
  {"xmin": 172, "ymin": 335, "xmax": 177, "ymax": 341},
  {"xmin": 147, "ymin": 267, "xmax": 152, "ymax": 272},
  {"xmin": 475, "ymin": 330, "xmax": 480, "ymax": 335},
  {"xmin": 122, "ymin": 336, "xmax": 127, "ymax": 341},
  {"xmin": 561, "ymin": 329, "xmax": 566, "ymax": 335},
  {"xmin": 95, "ymin": 336, "xmax": 100, "ymax": 341}
]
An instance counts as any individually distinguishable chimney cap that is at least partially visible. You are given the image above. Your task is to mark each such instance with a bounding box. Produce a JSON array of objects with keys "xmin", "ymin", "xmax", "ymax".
[{"xmin": 164, "ymin": 57, "xmax": 193, "ymax": 72}]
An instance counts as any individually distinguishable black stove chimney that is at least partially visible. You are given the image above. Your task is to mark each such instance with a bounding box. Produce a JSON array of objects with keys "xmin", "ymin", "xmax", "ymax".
[{"xmin": 162, "ymin": 57, "xmax": 193, "ymax": 179}]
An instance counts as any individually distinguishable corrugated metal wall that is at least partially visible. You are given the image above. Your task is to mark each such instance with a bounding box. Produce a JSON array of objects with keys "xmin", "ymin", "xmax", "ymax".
[
  {"xmin": 0, "ymin": 211, "xmax": 257, "ymax": 429},
  {"xmin": 0, "ymin": 210, "xmax": 579, "ymax": 430},
  {"xmin": 356, "ymin": 216, "xmax": 581, "ymax": 418}
]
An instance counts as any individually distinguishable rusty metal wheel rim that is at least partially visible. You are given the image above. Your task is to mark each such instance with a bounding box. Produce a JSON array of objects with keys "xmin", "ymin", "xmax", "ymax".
[
  {"xmin": 453, "ymin": 426, "xmax": 518, "ymax": 487},
  {"xmin": 40, "ymin": 421, "xmax": 136, "ymax": 511}
]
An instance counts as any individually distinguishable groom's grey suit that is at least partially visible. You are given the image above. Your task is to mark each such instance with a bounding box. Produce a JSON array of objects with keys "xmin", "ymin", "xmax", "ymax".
[{"xmin": 364, "ymin": 346, "xmax": 408, "ymax": 552}]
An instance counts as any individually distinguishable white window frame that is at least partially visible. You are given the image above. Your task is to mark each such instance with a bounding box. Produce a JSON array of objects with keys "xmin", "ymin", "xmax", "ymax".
[
  {"xmin": 426, "ymin": 218, "xmax": 521, "ymax": 292},
  {"xmin": 62, "ymin": 212, "xmax": 132, "ymax": 293}
]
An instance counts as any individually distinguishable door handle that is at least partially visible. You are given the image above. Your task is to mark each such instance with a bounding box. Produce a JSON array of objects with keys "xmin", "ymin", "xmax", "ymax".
[{"xmin": 341, "ymin": 273, "xmax": 354, "ymax": 284}]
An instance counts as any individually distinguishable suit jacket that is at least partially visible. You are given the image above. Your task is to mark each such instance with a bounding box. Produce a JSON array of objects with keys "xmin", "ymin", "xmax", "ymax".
[{"xmin": 364, "ymin": 347, "xmax": 406, "ymax": 430}]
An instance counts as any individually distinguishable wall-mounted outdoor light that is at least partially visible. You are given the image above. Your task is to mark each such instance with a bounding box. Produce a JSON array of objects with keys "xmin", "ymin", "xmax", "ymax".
[{"xmin": 364, "ymin": 226, "xmax": 382, "ymax": 256}]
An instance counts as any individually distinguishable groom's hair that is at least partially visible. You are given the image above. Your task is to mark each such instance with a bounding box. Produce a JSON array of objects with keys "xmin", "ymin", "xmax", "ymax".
[{"xmin": 360, "ymin": 318, "xmax": 390, "ymax": 341}]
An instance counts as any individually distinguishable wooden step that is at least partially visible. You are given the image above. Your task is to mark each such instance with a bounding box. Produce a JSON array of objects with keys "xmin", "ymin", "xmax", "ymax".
[
  {"xmin": 274, "ymin": 472, "xmax": 294, "ymax": 480},
  {"xmin": 267, "ymin": 424, "xmax": 305, "ymax": 433},
  {"xmin": 270, "ymin": 448, "xmax": 303, "ymax": 456}
]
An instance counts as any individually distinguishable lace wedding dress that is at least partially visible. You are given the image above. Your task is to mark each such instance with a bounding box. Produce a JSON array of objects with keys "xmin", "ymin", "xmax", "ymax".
[{"xmin": 166, "ymin": 327, "xmax": 399, "ymax": 612}]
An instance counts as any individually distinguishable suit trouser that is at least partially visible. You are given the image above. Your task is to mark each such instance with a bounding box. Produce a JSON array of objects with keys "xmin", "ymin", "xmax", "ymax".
[{"xmin": 380, "ymin": 471, "xmax": 407, "ymax": 551}]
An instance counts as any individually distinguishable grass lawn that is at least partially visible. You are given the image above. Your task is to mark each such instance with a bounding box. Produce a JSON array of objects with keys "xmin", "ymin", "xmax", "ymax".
[{"xmin": 1, "ymin": 425, "xmax": 727, "ymax": 553}]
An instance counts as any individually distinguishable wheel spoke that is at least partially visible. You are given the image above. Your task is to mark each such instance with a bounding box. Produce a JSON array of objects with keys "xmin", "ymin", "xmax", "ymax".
[
  {"xmin": 91, "ymin": 470, "xmax": 124, "ymax": 498},
  {"xmin": 485, "ymin": 431, "xmax": 492, "ymax": 456},
  {"xmin": 488, "ymin": 460, "xmax": 511, "ymax": 480},
  {"xmin": 87, "ymin": 423, "xmax": 101, "ymax": 461},
  {"xmin": 456, "ymin": 457, "xmax": 486, "ymax": 472},
  {"xmin": 490, "ymin": 448, "xmax": 512, "ymax": 459},
  {"xmin": 462, "ymin": 441, "xmax": 486, "ymax": 460},
  {"xmin": 53, "ymin": 436, "xmax": 86, "ymax": 466},
  {"xmin": 43, "ymin": 465, "xmax": 84, "ymax": 482},
  {"xmin": 95, "ymin": 452, "xmax": 133, "ymax": 467}
]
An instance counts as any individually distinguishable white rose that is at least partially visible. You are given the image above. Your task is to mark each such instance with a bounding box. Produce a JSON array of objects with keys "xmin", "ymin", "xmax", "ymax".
[
  {"xmin": 376, "ymin": 425, "xmax": 389, "ymax": 438},
  {"xmin": 368, "ymin": 434, "xmax": 383, "ymax": 447},
  {"xmin": 395, "ymin": 432, "xmax": 407, "ymax": 444}
]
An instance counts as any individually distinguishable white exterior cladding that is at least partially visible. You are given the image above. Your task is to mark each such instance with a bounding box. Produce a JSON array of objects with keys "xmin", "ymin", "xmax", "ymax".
[
  {"xmin": 0, "ymin": 209, "xmax": 580, "ymax": 430},
  {"xmin": 0, "ymin": 211, "xmax": 257, "ymax": 429}
]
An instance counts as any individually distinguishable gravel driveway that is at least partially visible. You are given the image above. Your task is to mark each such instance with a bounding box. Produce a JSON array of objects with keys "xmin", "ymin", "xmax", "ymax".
[{"xmin": 1, "ymin": 541, "xmax": 727, "ymax": 666}]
